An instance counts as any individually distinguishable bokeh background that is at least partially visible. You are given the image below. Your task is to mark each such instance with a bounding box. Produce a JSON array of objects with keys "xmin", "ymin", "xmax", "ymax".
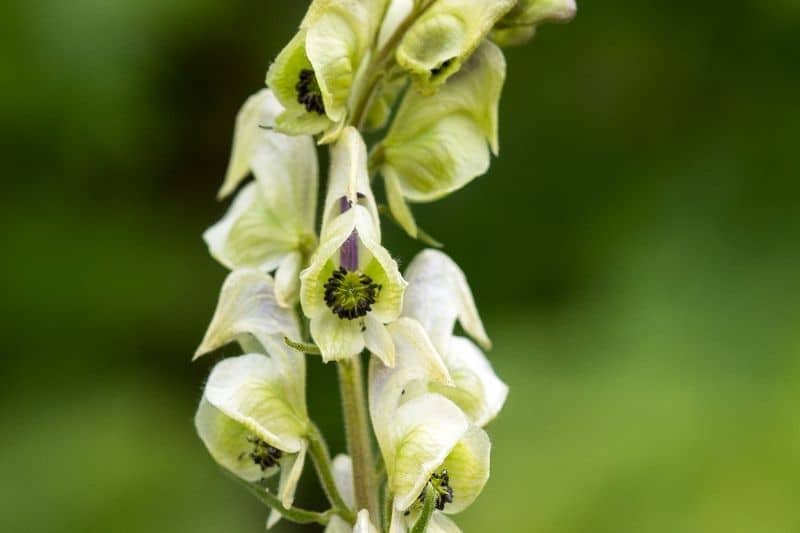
[{"xmin": 2, "ymin": 1, "xmax": 799, "ymax": 532}]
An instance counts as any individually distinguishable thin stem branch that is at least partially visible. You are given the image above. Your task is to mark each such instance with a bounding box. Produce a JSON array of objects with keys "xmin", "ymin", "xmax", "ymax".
[
  {"xmin": 338, "ymin": 356, "xmax": 379, "ymax": 519},
  {"xmin": 308, "ymin": 423, "xmax": 357, "ymax": 523},
  {"xmin": 232, "ymin": 474, "xmax": 334, "ymax": 525}
]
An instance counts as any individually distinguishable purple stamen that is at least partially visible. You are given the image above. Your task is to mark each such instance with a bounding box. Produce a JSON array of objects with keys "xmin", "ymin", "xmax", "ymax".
[{"xmin": 339, "ymin": 195, "xmax": 358, "ymax": 271}]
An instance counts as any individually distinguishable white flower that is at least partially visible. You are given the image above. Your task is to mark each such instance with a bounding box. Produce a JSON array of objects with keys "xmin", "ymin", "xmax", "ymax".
[
  {"xmin": 266, "ymin": 0, "xmax": 389, "ymax": 137},
  {"xmin": 300, "ymin": 128, "xmax": 407, "ymax": 365},
  {"xmin": 325, "ymin": 455, "xmax": 380, "ymax": 533},
  {"xmin": 204, "ymin": 89, "xmax": 318, "ymax": 306},
  {"xmin": 403, "ymin": 250, "xmax": 508, "ymax": 427},
  {"xmin": 377, "ymin": 42, "xmax": 506, "ymax": 238},
  {"xmin": 368, "ymin": 318, "xmax": 490, "ymax": 533}
]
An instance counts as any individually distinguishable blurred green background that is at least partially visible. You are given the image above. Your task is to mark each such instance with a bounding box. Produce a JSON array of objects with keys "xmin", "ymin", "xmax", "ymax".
[{"xmin": 2, "ymin": 1, "xmax": 799, "ymax": 532}]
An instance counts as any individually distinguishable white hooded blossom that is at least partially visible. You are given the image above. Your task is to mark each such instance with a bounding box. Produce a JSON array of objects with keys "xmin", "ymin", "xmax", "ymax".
[
  {"xmin": 403, "ymin": 249, "xmax": 508, "ymax": 427},
  {"xmin": 300, "ymin": 128, "xmax": 407, "ymax": 365},
  {"xmin": 378, "ymin": 42, "xmax": 506, "ymax": 238},
  {"xmin": 193, "ymin": 269, "xmax": 309, "ymax": 524},
  {"xmin": 325, "ymin": 455, "xmax": 380, "ymax": 533},
  {"xmin": 369, "ymin": 318, "xmax": 491, "ymax": 533},
  {"xmin": 204, "ymin": 89, "xmax": 318, "ymax": 306}
]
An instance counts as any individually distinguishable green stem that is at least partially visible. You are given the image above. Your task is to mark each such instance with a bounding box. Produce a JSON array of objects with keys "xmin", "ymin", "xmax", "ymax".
[
  {"xmin": 410, "ymin": 485, "xmax": 436, "ymax": 533},
  {"xmin": 235, "ymin": 476, "xmax": 334, "ymax": 525},
  {"xmin": 308, "ymin": 423, "xmax": 357, "ymax": 523},
  {"xmin": 338, "ymin": 356, "xmax": 379, "ymax": 519}
]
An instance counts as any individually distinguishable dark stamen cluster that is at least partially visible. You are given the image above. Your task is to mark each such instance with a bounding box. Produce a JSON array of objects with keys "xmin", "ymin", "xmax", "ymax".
[
  {"xmin": 296, "ymin": 69, "xmax": 326, "ymax": 115},
  {"xmin": 246, "ymin": 436, "xmax": 283, "ymax": 471},
  {"xmin": 323, "ymin": 266, "xmax": 381, "ymax": 320},
  {"xmin": 423, "ymin": 469, "xmax": 454, "ymax": 511}
]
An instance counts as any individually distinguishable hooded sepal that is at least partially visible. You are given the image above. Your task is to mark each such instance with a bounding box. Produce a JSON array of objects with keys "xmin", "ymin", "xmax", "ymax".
[
  {"xmin": 378, "ymin": 42, "xmax": 506, "ymax": 237},
  {"xmin": 266, "ymin": 0, "xmax": 389, "ymax": 137},
  {"xmin": 492, "ymin": 0, "xmax": 577, "ymax": 47},
  {"xmin": 395, "ymin": 0, "xmax": 514, "ymax": 92}
]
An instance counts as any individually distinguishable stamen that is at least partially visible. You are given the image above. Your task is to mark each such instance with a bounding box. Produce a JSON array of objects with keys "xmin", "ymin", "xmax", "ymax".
[
  {"xmin": 295, "ymin": 69, "xmax": 326, "ymax": 115},
  {"xmin": 323, "ymin": 266, "xmax": 381, "ymax": 320},
  {"xmin": 245, "ymin": 435, "xmax": 283, "ymax": 471},
  {"xmin": 416, "ymin": 469, "xmax": 455, "ymax": 511}
]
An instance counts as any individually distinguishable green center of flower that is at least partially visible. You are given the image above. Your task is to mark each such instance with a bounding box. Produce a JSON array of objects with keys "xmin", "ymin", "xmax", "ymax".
[
  {"xmin": 246, "ymin": 436, "xmax": 283, "ymax": 471},
  {"xmin": 323, "ymin": 266, "xmax": 380, "ymax": 320},
  {"xmin": 295, "ymin": 69, "xmax": 325, "ymax": 115}
]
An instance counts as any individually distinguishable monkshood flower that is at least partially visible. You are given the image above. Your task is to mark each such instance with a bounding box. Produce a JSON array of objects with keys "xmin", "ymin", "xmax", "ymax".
[
  {"xmin": 493, "ymin": 0, "xmax": 578, "ymax": 47},
  {"xmin": 266, "ymin": 0, "xmax": 388, "ymax": 137},
  {"xmin": 204, "ymin": 89, "xmax": 318, "ymax": 306},
  {"xmin": 403, "ymin": 250, "xmax": 508, "ymax": 427},
  {"xmin": 395, "ymin": 0, "xmax": 514, "ymax": 92},
  {"xmin": 325, "ymin": 456, "xmax": 379, "ymax": 533},
  {"xmin": 368, "ymin": 318, "xmax": 490, "ymax": 532},
  {"xmin": 376, "ymin": 42, "xmax": 506, "ymax": 238},
  {"xmin": 300, "ymin": 128, "xmax": 406, "ymax": 365},
  {"xmin": 193, "ymin": 270, "xmax": 308, "ymax": 523}
]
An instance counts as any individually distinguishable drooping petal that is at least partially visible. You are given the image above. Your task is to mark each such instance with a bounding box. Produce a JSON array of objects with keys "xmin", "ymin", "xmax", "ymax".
[
  {"xmin": 429, "ymin": 513, "xmax": 463, "ymax": 533},
  {"xmin": 364, "ymin": 315, "xmax": 395, "ymax": 367},
  {"xmin": 194, "ymin": 269, "xmax": 299, "ymax": 359},
  {"xmin": 277, "ymin": 441, "xmax": 308, "ymax": 508},
  {"xmin": 396, "ymin": 0, "xmax": 514, "ymax": 92},
  {"xmin": 403, "ymin": 249, "xmax": 491, "ymax": 352},
  {"xmin": 203, "ymin": 353, "xmax": 309, "ymax": 454},
  {"xmin": 389, "ymin": 393, "xmax": 470, "ymax": 511},
  {"xmin": 439, "ymin": 425, "xmax": 491, "ymax": 514},
  {"xmin": 432, "ymin": 336, "xmax": 508, "ymax": 427},
  {"xmin": 379, "ymin": 41, "xmax": 506, "ymax": 222},
  {"xmin": 332, "ymin": 454, "xmax": 356, "ymax": 508},
  {"xmin": 354, "ymin": 509, "xmax": 380, "ymax": 533},
  {"xmin": 310, "ymin": 308, "xmax": 366, "ymax": 362}
]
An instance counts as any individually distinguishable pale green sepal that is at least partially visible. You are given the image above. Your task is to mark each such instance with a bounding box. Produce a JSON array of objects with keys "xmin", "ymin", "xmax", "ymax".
[
  {"xmin": 390, "ymin": 393, "xmax": 469, "ymax": 511},
  {"xmin": 277, "ymin": 441, "xmax": 308, "ymax": 508},
  {"xmin": 322, "ymin": 454, "xmax": 356, "ymax": 533},
  {"xmin": 219, "ymin": 89, "xmax": 267, "ymax": 199},
  {"xmin": 380, "ymin": 42, "xmax": 506, "ymax": 203},
  {"xmin": 194, "ymin": 269, "xmax": 300, "ymax": 360},
  {"xmin": 274, "ymin": 251, "xmax": 303, "ymax": 307},
  {"xmin": 429, "ymin": 513, "xmax": 462, "ymax": 533},
  {"xmin": 325, "ymin": 517, "xmax": 353, "ymax": 533},
  {"xmin": 492, "ymin": 0, "xmax": 577, "ymax": 46},
  {"xmin": 364, "ymin": 315, "xmax": 396, "ymax": 367},
  {"xmin": 310, "ymin": 309, "xmax": 366, "ymax": 363},
  {"xmin": 396, "ymin": 0, "xmax": 514, "ymax": 92},
  {"xmin": 432, "ymin": 336, "xmax": 508, "ymax": 427},
  {"xmin": 403, "ymin": 249, "xmax": 491, "ymax": 351},
  {"xmin": 438, "ymin": 425, "xmax": 490, "ymax": 514},
  {"xmin": 354, "ymin": 510, "xmax": 380, "ymax": 533},
  {"xmin": 203, "ymin": 353, "xmax": 309, "ymax": 454}
]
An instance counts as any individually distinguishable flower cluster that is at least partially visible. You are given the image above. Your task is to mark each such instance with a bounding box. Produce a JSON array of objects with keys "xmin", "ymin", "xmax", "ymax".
[{"xmin": 192, "ymin": 1, "xmax": 574, "ymax": 531}]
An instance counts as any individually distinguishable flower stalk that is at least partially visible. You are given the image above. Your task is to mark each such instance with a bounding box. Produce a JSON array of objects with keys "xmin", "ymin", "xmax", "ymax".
[{"xmin": 192, "ymin": 1, "xmax": 575, "ymax": 530}]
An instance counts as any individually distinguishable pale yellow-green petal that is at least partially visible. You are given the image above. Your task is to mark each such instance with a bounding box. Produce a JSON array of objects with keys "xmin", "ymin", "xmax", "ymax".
[
  {"xmin": 310, "ymin": 309, "xmax": 366, "ymax": 362},
  {"xmin": 396, "ymin": 0, "xmax": 514, "ymax": 91},
  {"xmin": 274, "ymin": 250, "xmax": 303, "ymax": 308},
  {"xmin": 354, "ymin": 510, "xmax": 380, "ymax": 533},
  {"xmin": 277, "ymin": 441, "xmax": 308, "ymax": 508},
  {"xmin": 429, "ymin": 513, "xmax": 462, "ymax": 533},
  {"xmin": 492, "ymin": 0, "xmax": 577, "ymax": 46},
  {"xmin": 364, "ymin": 316, "xmax": 395, "ymax": 367},
  {"xmin": 403, "ymin": 249, "xmax": 491, "ymax": 351},
  {"xmin": 389, "ymin": 393, "xmax": 470, "ymax": 511},
  {"xmin": 219, "ymin": 89, "xmax": 268, "ymax": 199},
  {"xmin": 203, "ymin": 353, "xmax": 309, "ymax": 453},
  {"xmin": 440, "ymin": 425, "xmax": 490, "ymax": 514},
  {"xmin": 384, "ymin": 165, "xmax": 418, "ymax": 238},
  {"xmin": 194, "ymin": 269, "xmax": 299, "ymax": 359}
]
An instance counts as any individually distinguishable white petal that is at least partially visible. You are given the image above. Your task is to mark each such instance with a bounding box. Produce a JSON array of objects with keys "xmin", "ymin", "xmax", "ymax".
[
  {"xmin": 274, "ymin": 250, "xmax": 303, "ymax": 307},
  {"xmin": 364, "ymin": 316, "xmax": 395, "ymax": 367},
  {"xmin": 204, "ymin": 353, "xmax": 308, "ymax": 453},
  {"xmin": 369, "ymin": 318, "xmax": 452, "ymax": 458},
  {"xmin": 429, "ymin": 513, "xmax": 462, "ymax": 533},
  {"xmin": 384, "ymin": 165, "xmax": 418, "ymax": 238},
  {"xmin": 403, "ymin": 250, "xmax": 490, "ymax": 351},
  {"xmin": 377, "ymin": 0, "xmax": 414, "ymax": 49},
  {"xmin": 437, "ymin": 336, "xmax": 508, "ymax": 427},
  {"xmin": 322, "ymin": 127, "xmax": 380, "ymax": 233},
  {"xmin": 324, "ymin": 516, "xmax": 353, "ymax": 533},
  {"xmin": 354, "ymin": 509, "xmax": 379, "ymax": 533},
  {"xmin": 310, "ymin": 310, "xmax": 366, "ymax": 363},
  {"xmin": 277, "ymin": 441, "xmax": 308, "ymax": 508},
  {"xmin": 389, "ymin": 500, "xmax": 408, "ymax": 533},
  {"xmin": 332, "ymin": 454, "xmax": 355, "ymax": 509},
  {"xmin": 219, "ymin": 90, "xmax": 272, "ymax": 199},
  {"xmin": 389, "ymin": 394, "xmax": 470, "ymax": 511},
  {"xmin": 195, "ymin": 269, "xmax": 299, "ymax": 359}
]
